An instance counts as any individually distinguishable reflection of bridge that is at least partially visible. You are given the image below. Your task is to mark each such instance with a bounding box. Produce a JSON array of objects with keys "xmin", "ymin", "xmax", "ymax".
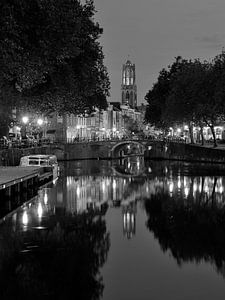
[{"xmin": 111, "ymin": 156, "xmax": 146, "ymax": 177}]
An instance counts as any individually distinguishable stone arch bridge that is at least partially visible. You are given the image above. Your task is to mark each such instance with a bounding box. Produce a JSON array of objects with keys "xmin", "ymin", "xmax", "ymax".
[{"xmin": 47, "ymin": 139, "xmax": 154, "ymax": 160}]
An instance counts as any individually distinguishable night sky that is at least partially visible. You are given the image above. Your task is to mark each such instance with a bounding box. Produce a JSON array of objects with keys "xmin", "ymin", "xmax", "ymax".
[{"xmin": 94, "ymin": 0, "xmax": 225, "ymax": 104}]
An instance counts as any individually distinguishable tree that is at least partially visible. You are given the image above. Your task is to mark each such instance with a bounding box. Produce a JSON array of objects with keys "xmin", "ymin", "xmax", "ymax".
[
  {"xmin": 144, "ymin": 56, "xmax": 185, "ymax": 131},
  {"xmin": 198, "ymin": 52, "xmax": 225, "ymax": 147},
  {"xmin": 0, "ymin": 0, "xmax": 110, "ymax": 133},
  {"xmin": 144, "ymin": 68, "xmax": 171, "ymax": 129},
  {"xmin": 123, "ymin": 115, "xmax": 141, "ymax": 136},
  {"xmin": 166, "ymin": 59, "xmax": 208, "ymax": 144},
  {"xmin": 145, "ymin": 53, "xmax": 225, "ymax": 146}
]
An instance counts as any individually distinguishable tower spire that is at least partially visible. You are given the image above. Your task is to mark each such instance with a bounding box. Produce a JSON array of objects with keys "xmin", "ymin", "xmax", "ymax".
[{"xmin": 121, "ymin": 58, "xmax": 137, "ymax": 108}]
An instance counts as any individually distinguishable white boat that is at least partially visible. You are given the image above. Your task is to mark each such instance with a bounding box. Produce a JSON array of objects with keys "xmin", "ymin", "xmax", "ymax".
[{"xmin": 20, "ymin": 154, "xmax": 59, "ymax": 180}]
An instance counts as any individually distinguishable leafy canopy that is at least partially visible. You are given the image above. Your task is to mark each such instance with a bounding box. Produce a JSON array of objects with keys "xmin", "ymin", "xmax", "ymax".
[{"xmin": 0, "ymin": 0, "xmax": 110, "ymax": 118}]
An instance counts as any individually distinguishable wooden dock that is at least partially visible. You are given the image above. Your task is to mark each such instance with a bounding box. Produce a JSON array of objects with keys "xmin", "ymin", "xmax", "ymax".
[{"xmin": 0, "ymin": 166, "xmax": 53, "ymax": 198}]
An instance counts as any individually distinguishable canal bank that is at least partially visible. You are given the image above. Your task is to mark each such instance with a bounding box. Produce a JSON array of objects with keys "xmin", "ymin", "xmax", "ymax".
[
  {"xmin": 144, "ymin": 141, "xmax": 225, "ymax": 163},
  {"xmin": 0, "ymin": 143, "xmax": 111, "ymax": 165},
  {"xmin": 1, "ymin": 140, "xmax": 225, "ymax": 166}
]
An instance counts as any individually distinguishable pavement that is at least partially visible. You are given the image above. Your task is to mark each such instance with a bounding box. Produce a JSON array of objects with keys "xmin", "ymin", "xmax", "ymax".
[
  {"xmin": 193, "ymin": 142, "xmax": 225, "ymax": 150},
  {"xmin": 0, "ymin": 166, "xmax": 40, "ymax": 189}
]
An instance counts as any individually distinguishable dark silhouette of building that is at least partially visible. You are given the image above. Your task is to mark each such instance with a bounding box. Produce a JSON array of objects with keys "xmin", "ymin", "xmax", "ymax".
[{"xmin": 121, "ymin": 59, "xmax": 137, "ymax": 108}]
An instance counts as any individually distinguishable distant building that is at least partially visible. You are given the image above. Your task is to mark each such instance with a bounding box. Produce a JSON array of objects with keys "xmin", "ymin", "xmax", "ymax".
[{"xmin": 121, "ymin": 59, "xmax": 137, "ymax": 108}]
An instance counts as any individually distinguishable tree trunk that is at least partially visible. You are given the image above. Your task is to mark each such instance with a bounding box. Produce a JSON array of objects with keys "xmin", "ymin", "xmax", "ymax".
[
  {"xmin": 188, "ymin": 123, "xmax": 194, "ymax": 144},
  {"xmin": 199, "ymin": 126, "xmax": 205, "ymax": 145},
  {"xmin": 210, "ymin": 125, "xmax": 217, "ymax": 147},
  {"xmin": 0, "ymin": 124, "xmax": 9, "ymax": 138}
]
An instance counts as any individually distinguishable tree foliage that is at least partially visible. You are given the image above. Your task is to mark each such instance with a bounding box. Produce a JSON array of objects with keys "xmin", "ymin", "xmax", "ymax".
[
  {"xmin": 0, "ymin": 0, "xmax": 110, "ymax": 121},
  {"xmin": 145, "ymin": 52, "xmax": 225, "ymax": 146}
]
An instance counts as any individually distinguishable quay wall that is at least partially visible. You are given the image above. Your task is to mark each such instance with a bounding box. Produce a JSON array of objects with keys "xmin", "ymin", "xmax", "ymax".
[
  {"xmin": 144, "ymin": 141, "xmax": 225, "ymax": 163},
  {"xmin": 0, "ymin": 142, "xmax": 111, "ymax": 166},
  {"xmin": 2, "ymin": 141, "xmax": 225, "ymax": 166},
  {"xmin": 63, "ymin": 142, "xmax": 111, "ymax": 160}
]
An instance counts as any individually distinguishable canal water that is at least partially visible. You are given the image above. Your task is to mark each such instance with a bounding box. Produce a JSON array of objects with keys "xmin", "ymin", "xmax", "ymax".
[{"xmin": 0, "ymin": 157, "xmax": 225, "ymax": 299}]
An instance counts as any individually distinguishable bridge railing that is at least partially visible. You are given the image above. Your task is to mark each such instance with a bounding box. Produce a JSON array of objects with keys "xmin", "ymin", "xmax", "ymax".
[
  {"xmin": 0, "ymin": 135, "xmax": 187, "ymax": 150},
  {"xmin": 64, "ymin": 136, "xmax": 187, "ymax": 144}
]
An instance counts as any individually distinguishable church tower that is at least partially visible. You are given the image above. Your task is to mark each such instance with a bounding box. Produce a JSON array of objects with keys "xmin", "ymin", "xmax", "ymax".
[{"xmin": 121, "ymin": 59, "xmax": 137, "ymax": 108}]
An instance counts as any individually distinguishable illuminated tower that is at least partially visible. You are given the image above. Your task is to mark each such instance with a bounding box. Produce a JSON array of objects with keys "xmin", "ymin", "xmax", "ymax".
[{"xmin": 121, "ymin": 59, "xmax": 137, "ymax": 108}]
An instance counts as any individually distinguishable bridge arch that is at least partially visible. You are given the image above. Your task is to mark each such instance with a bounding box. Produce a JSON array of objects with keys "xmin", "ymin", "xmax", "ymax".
[{"xmin": 110, "ymin": 140, "xmax": 146, "ymax": 158}]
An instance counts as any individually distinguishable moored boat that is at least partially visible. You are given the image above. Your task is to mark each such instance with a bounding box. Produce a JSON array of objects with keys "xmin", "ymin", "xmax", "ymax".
[{"xmin": 20, "ymin": 154, "xmax": 59, "ymax": 180}]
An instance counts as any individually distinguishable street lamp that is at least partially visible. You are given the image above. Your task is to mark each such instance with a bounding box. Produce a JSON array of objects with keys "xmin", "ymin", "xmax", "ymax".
[
  {"xmin": 37, "ymin": 118, "xmax": 43, "ymax": 126},
  {"xmin": 22, "ymin": 116, "xmax": 29, "ymax": 124},
  {"xmin": 21, "ymin": 116, "xmax": 29, "ymax": 138},
  {"xmin": 36, "ymin": 118, "xmax": 45, "ymax": 139}
]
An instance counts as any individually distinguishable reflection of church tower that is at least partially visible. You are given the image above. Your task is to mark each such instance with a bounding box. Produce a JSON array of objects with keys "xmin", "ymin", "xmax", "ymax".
[
  {"xmin": 121, "ymin": 59, "xmax": 137, "ymax": 108},
  {"xmin": 122, "ymin": 202, "xmax": 137, "ymax": 239}
]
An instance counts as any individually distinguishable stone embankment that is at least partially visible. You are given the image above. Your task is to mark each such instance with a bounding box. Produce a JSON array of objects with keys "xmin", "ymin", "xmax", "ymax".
[
  {"xmin": 2, "ymin": 140, "xmax": 225, "ymax": 167},
  {"xmin": 144, "ymin": 141, "xmax": 225, "ymax": 164},
  {"xmin": 0, "ymin": 142, "xmax": 111, "ymax": 166}
]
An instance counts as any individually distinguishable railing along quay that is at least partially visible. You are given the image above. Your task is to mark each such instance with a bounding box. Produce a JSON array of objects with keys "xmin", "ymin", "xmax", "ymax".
[{"xmin": 0, "ymin": 166, "xmax": 53, "ymax": 200}]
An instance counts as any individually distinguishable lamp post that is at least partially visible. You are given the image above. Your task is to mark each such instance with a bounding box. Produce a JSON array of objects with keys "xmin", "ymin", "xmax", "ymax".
[
  {"xmin": 37, "ymin": 118, "xmax": 44, "ymax": 140},
  {"xmin": 21, "ymin": 116, "xmax": 29, "ymax": 139}
]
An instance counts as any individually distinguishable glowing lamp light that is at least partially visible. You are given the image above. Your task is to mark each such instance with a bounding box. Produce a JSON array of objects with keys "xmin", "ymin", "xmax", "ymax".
[
  {"xmin": 22, "ymin": 211, "xmax": 28, "ymax": 226},
  {"xmin": 22, "ymin": 116, "xmax": 29, "ymax": 124},
  {"xmin": 44, "ymin": 193, "xmax": 48, "ymax": 205},
  {"xmin": 37, "ymin": 202, "xmax": 43, "ymax": 219},
  {"xmin": 169, "ymin": 182, "xmax": 174, "ymax": 193},
  {"xmin": 177, "ymin": 128, "xmax": 181, "ymax": 133},
  {"xmin": 37, "ymin": 118, "xmax": 44, "ymax": 126},
  {"xmin": 184, "ymin": 187, "xmax": 189, "ymax": 197}
]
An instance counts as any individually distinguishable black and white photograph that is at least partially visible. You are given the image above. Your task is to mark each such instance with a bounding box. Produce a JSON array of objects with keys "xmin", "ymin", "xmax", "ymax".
[{"xmin": 1, "ymin": 0, "xmax": 225, "ymax": 299}]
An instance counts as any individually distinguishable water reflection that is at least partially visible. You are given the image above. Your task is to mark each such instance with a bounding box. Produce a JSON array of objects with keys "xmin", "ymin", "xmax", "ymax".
[
  {"xmin": 0, "ymin": 188, "xmax": 110, "ymax": 299},
  {"xmin": 144, "ymin": 162, "xmax": 225, "ymax": 279},
  {"xmin": 0, "ymin": 159, "xmax": 225, "ymax": 298},
  {"xmin": 112, "ymin": 156, "xmax": 145, "ymax": 177}
]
